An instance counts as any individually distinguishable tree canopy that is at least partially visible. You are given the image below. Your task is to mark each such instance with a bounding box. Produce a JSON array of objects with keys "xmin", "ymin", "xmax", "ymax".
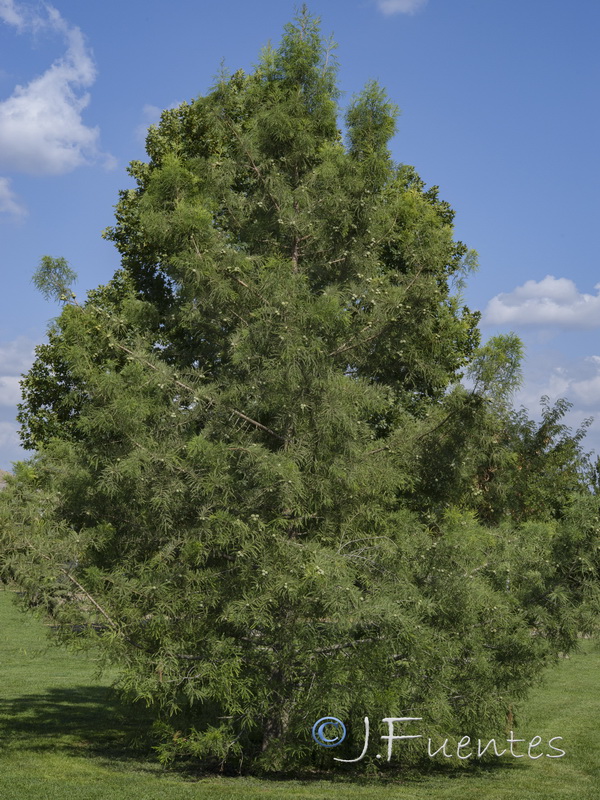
[{"xmin": 2, "ymin": 7, "xmax": 599, "ymax": 774}]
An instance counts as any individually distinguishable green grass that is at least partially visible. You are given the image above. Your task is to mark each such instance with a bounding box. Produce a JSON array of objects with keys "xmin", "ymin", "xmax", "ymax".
[{"xmin": 0, "ymin": 586, "xmax": 598, "ymax": 800}]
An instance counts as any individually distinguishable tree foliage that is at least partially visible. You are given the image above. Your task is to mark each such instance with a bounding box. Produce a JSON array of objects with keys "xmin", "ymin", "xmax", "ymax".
[{"xmin": 2, "ymin": 7, "xmax": 598, "ymax": 774}]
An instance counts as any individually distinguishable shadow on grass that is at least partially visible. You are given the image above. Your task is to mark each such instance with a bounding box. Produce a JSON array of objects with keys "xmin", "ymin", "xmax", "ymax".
[
  {"xmin": 0, "ymin": 685, "xmax": 156, "ymax": 767},
  {"xmin": 0, "ymin": 686, "xmax": 531, "ymax": 785},
  {"xmin": 246, "ymin": 758, "xmax": 530, "ymax": 787}
]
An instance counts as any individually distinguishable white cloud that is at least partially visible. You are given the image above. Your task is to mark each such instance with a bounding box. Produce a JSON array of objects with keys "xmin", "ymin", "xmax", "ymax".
[
  {"xmin": 483, "ymin": 275, "xmax": 600, "ymax": 329},
  {"xmin": 0, "ymin": 419, "xmax": 24, "ymax": 468},
  {"xmin": 0, "ymin": 0, "xmax": 25, "ymax": 29},
  {"xmin": 0, "ymin": 337, "xmax": 34, "ymax": 467},
  {"xmin": 0, "ymin": 176, "xmax": 26, "ymax": 217},
  {"xmin": 0, "ymin": 420, "xmax": 20, "ymax": 449},
  {"xmin": 376, "ymin": 0, "xmax": 428, "ymax": 15},
  {"xmin": 0, "ymin": 1, "xmax": 112, "ymax": 175},
  {"xmin": 572, "ymin": 374, "xmax": 600, "ymax": 408},
  {"xmin": 567, "ymin": 356, "xmax": 600, "ymax": 410},
  {"xmin": 0, "ymin": 375, "xmax": 21, "ymax": 406},
  {"xmin": 0, "ymin": 336, "xmax": 35, "ymax": 374}
]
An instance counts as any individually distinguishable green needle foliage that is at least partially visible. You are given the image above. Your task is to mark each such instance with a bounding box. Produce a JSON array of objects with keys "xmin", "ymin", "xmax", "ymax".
[{"xmin": 2, "ymin": 7, "xmax": 599, "ymax": 775}]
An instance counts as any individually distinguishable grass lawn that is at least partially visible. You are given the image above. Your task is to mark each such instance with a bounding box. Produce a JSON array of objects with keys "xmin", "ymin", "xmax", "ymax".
[{"xmin": 0, "ymin": 586, "xmax": 598, "ymax": 800}]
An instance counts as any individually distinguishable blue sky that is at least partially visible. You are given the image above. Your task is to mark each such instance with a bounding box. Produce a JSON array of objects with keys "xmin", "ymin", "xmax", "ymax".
[{"xmin": 0, "ymin": 0, "xmax": 599, "ymax": 469}]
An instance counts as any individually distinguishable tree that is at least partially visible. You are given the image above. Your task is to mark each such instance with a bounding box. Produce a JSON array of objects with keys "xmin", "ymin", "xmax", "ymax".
[
  {"xmin": 405, "ymin": 337, "xmax": 592, "ymax": 526},
  {"xmin": 1, "ymin": 8, "xmax": 590, "ymax": 773}
]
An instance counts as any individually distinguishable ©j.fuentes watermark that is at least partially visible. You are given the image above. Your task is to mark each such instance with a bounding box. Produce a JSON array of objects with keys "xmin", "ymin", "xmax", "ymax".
[{"xmin": 311, "ymin": 716, "xmax": 565, "ymax": 762}]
